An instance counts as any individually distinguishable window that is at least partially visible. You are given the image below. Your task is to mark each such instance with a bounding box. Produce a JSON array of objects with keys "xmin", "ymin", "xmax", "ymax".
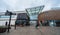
[{"xmin": 26, "ymin": 5, "xmax": 44, "ymax": 20}]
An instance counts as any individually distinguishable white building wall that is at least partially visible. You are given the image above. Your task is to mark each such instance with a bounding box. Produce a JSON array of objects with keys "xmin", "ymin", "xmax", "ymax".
[
  {"xmin": 0, "ymin": 15, "xmax": 17, "ymax": 26},
  {"xmin": 0, "ymin": 11, "xmax": 26, "ymax": 26}
]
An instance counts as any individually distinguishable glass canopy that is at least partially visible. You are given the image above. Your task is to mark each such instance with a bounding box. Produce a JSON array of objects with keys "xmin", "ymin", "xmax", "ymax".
[{"xmin": 26, "ymin": 5, "xmax": 45, "ymax": 20}]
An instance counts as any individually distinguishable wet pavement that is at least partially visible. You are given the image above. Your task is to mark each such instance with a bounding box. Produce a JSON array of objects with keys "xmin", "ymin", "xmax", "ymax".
[{"xmin": 0, "ymin": 26, "xmax": 60, "ymax": 35}]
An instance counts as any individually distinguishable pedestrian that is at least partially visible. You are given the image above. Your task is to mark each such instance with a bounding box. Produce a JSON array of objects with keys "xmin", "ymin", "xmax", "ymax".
[
  {"xmin": 5, "ymin": 21, "xmax": 8, "ymax": 26},
  {"xmin": 36, "ymin": 21, "xmax": 39, "ymax": 29},
  {"xmin": 35, "ymin": 21, "xmax": 42, "ymax": 29}
]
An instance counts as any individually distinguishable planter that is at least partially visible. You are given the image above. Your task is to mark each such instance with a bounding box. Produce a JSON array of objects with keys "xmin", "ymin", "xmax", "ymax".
[{"xmin": 0, "ymin": 26, "xmax": 8, "ymax": 33}]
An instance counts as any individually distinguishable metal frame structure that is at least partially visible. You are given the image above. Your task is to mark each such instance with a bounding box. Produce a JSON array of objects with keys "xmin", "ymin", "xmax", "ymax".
[{"xmin": 25, "ymin": 5, "xmax": 45, "ymax": 21}]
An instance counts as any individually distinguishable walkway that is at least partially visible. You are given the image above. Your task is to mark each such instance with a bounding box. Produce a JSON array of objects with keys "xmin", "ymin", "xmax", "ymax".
[{"xmin": 0, "ymin": 26, "xmax": 60, "ymax": 35}]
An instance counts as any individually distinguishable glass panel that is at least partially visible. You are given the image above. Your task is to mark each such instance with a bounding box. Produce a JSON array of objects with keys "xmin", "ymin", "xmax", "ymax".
[
  {"xmin": 0, "ymin": 16, "xmax": 10, "ymax": 18},
  {"xmin": 0, "ymin": 15, "xmax": 15, "ymax": 18},
  {"xmin": 26, "ymin": 5, "xmax": 44, "ymax": 20}
]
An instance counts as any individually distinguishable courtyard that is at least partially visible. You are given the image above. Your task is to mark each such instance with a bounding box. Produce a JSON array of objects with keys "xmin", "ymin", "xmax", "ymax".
[{"xmin": 0, "ymin": 26, "xmax": 60, "ymax": 35}]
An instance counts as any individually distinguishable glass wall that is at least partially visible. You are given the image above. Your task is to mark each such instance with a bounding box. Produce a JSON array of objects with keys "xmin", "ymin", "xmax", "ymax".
[{"xmin": 26, "ymin": 5, "xmax": 44, "ymax": 20}]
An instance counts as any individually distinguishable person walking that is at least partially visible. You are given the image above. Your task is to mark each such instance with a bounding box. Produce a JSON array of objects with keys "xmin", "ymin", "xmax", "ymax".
[{"xmin": 35, "ymin": 21, "xmax": 42, "ymax": 29}]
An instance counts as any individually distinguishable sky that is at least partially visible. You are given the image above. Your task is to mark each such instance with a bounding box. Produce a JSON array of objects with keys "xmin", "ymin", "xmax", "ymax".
[
  {"xmin": 0, "ymin": 0, "xmax": 60, "ymax": 25},
  {"xmin": 0, "ymin": 0, "xmax": 60, "ymax": 12}
]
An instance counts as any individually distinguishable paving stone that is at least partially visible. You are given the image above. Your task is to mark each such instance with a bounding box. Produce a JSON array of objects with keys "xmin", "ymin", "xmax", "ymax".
[{"xmin": 0, "ymin": 26, "xmax": 60, "ymax": 35}]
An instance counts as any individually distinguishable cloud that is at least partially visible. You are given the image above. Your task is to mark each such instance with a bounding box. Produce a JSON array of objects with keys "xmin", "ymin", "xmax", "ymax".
[
  {"xmin": 3, "ymin": 0, "xmax": 18, "ymax": 10},
  {"xmin": 0, "ymin": 0, "xmax": 60, "ymax": 12}
]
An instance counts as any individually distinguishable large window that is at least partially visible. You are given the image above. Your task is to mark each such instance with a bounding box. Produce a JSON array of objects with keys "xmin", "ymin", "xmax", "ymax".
[
  {"xmin": 0, "ymin": 15, "xmax": 15, "ymax": 18},
  {"xmin": 26, "ymin": 5, "xmax": 44, "ymax": 20}
]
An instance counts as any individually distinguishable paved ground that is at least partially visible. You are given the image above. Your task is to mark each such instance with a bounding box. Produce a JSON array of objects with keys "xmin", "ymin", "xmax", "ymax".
[{"xmin": 0, "ymin": 26, "xmax": 60, "ymax": 35}]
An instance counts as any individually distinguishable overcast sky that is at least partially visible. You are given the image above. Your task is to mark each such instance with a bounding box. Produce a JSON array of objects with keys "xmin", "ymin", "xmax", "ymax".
[{"xmin": 0, "ymin": 0, "xmax": 60, "ymax": 12}]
